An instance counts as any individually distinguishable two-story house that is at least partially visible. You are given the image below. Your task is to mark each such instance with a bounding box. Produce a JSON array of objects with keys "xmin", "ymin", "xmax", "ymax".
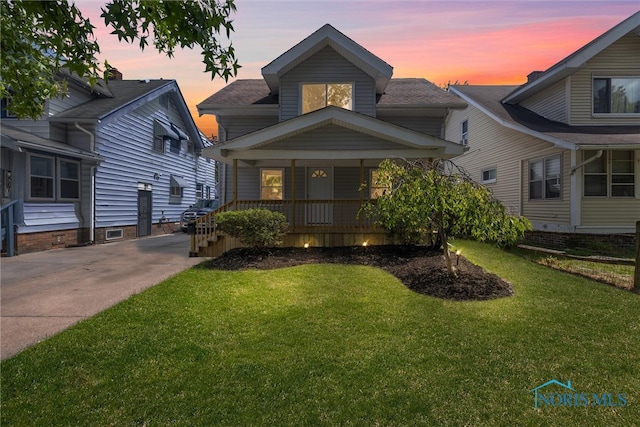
[
  {"xmin": 193, "ymin": 24, "xmax": 467, "ymax": 256},
  {"xmin": 1, "ymin": 70, "xmax": 216, "ymax": 255},
  {"xmin": 445, "ymin": 12, "xmax": 639, "ymax": 247}
]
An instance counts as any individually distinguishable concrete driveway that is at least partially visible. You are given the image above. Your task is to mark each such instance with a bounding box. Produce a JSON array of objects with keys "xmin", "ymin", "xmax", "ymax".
[{"xmin": 1, "ymin": 233, "xmax": 205, "ymax": 360}]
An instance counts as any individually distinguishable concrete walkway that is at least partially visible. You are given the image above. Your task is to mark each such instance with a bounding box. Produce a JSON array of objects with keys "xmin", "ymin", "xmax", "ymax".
[{"xmin": 1, "ymin": 233, "xmax": 205, "ymax": 360}]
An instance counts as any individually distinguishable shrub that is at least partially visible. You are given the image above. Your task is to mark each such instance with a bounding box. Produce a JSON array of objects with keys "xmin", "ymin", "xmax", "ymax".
[{"xmin": 215, "ymin": 209, "xmax": 288, "ymax": 248}]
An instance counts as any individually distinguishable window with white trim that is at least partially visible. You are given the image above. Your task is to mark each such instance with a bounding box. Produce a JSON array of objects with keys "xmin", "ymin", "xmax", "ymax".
[
  {"xmin": 529, "ymin": 155, "xmax": 561, "ymax": 200},
  {"xmin": 29, "ymin": 154, "xmax": 55, "ymax": 200},
  {"xmin": 27, "ymin": 154, "xmax": 80, "ymax": 201},
  {"xmin": 461, "ymin": 120, "xmax": 468, "ymax": 146},
  {"xmin": 169, "ymin": 175, "xmax": 186, "ymax": 203},
  {"xmin": 481, "ymin": 168, "xmax": 496, "ymax": 184},
  {"xmin": 58, "ymin": 159, "xmax": 80, "ymax": 200},
  {"xmin": 302, "ymin": 83, "xmax": 353, "ymax": 114},
  {"xmin": 593, "ymin": 77, "xmax": 640, "ymax": 114},
  {"xmin": 261, "ymin": 169, "xmax": 283, "ymax": 200},
  {"xmin": 584, "ymin": 150, "xmax": 635, "ymax": 197},
  {"xmin": 370, "ymin": 169, "xmax": 389, "ymax": 199}
]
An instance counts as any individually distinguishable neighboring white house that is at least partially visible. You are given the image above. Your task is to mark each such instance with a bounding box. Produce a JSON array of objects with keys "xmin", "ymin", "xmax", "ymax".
[
  {"xmin": 1, "ymin": 70, "xmax": 216, "ymax": 255},
  {"xmin": 445, "ymin": 12, "xmax": 640, "ymax": 241},
  {"xmin": 192, "ymin": 24, "xmax": 467, "ymax": 256}
]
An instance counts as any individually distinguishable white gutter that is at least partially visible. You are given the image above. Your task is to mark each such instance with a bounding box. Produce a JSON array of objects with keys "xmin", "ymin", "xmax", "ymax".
[
  {"xmin": 75, "ymin": 123, "xmax": 96, "ymax": 244},
  {"xmin": 570, "ymin": 150, "xmax": 602, "ymax": 175}
]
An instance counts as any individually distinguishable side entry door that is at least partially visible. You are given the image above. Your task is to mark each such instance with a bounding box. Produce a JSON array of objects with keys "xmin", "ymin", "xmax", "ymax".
[{"xmin": 137, "ymin": 189, "xmax": 152, "ymax": 237}]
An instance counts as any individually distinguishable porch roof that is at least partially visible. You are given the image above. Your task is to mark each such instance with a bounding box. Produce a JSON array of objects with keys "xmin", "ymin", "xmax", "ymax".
[
  {"xmin": 204, "ymin": 106, "xmax": 464, "ymax": 164},
  {"xmin": 0, "ymin": 125, "xmax": 104, "ymax": 162}
]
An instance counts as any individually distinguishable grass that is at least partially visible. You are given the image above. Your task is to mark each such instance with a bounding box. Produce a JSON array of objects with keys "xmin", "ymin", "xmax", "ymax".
[
  {"xmin": 511, "ymin": 246, "xmax": 635, "ymax": 289},
  {"xmin": 2, "ymin": 241, "xmax": 639, "ymax": 426}
]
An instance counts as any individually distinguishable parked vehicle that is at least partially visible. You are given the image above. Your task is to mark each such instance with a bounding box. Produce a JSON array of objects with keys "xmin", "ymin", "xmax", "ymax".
[{"xmin": 180, "ymin": 199, "xmax": 220, "ymax": 232}]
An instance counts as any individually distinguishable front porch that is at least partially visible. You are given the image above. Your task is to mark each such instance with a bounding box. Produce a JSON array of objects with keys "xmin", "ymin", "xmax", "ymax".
[{"xmin": 189, "ymin": 199, "xmax": 394, "ymax": 257}]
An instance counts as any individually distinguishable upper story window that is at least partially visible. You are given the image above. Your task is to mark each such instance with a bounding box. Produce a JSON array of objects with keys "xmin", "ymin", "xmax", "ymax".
[
  {"xmin": 302, "ymin": 83, "xmax": 353, "ymax": 114},
  {"xmin": 1, "ymin": 97, "xmax": 17, "ymax": 118},
  {"xmin": 593, "ymin": 77, "xmax": 640, "ymax": 114},
  {"xmin": 461, "ymin": 120, "xmax": 469, "ymax": 146},
  {"xmin": 584, "ymin": 150, "xmax": 635, "ymax": 197},
  {"xmin": 529, "ymin": 155, "xmax": 561, "ymax": 200}
]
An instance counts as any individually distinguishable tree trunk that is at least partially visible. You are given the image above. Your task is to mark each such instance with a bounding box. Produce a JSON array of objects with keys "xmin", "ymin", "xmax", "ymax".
[{"xmin": 440, "ymin": 229, "xmax": 457, "ymax": 278}]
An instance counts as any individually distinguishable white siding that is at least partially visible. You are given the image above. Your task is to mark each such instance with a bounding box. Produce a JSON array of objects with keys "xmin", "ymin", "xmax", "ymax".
[
  {"xmin": 447, "ymin": 104, "xmax": 571, "ymax": 225},
  {"xmin": 520, "ymin": 79, "xmax": 568, "ymax": 123},
  {"xmin": 569, "ymin": 33, "xmax": 640, "ymax": 125}
]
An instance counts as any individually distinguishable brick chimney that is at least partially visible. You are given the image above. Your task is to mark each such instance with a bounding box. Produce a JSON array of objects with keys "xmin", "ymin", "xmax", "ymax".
[
  {"xmin": 108, "ymin": 68, "xmax": 123, "ymax": 80},
  {"xmin": 527, "ymin": 71, "xmax": 544, "ymax": 83}
]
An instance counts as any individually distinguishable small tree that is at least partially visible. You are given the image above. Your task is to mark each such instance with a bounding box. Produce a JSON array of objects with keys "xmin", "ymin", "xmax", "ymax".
[
  {"xmin": 363, "ymin": 158, "xmax": 531, "ymax": 277},
  {"xmin": 216, "ymin": 209, "xmax": 288, "ymax": 249}
]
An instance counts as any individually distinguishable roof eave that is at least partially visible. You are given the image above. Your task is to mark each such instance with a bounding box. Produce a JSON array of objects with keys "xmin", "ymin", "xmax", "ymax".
[
  {"xmin": 450, "ymin": 86, "xmax": 576, "ymax": 151},
  {"xmin": 197, "ymin": 104, "xmax": 279, "ymax": 117},
  {"xmin": 503, "ymin": 11, "xmax": 640, "ymax": 104}
]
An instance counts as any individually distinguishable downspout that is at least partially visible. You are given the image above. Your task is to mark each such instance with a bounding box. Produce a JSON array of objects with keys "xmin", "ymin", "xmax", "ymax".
[
  {"xmin": 75, "ymin": 123, "xmax": 96, "ymax": 244},
  {"xmin": 571, "ymin": 150, "xmax": 603, "ymax": 175}
]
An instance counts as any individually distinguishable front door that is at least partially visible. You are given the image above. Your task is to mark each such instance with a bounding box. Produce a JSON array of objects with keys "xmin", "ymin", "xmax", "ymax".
[
  {"xmin": 306, "ymin": 167, "xmax": 333, "ymax": 224},
  {"xmin": 137, "ymin": 190, "xmax": 152, "ymax": 237}
]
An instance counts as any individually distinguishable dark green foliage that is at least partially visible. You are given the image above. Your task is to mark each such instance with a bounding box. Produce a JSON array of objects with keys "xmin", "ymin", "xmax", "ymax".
[
  {"xmin": 363, "ymin": 158, "xmax": 531, "ymax": 276},
  {"xmin": 216, "ymin": 209, "xmax": 288, "ymax": 248},
  {"xmin": 1, "ymin": 0, "xmax": 239, "ymax": 119}
]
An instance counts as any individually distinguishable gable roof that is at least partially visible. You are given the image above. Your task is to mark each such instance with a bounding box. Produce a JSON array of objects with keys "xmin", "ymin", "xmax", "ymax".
[
  {"xmin": 377, "ymin": 78, "xmax": 467, "ymax": 109},
  {"xmin": 451, "ymin": 85, "xmax": 640, "ymax": 149},
  {"xmin": 51, "ymin": 79, "xmax": 203, "ymax": 148},
  {"xmin": 198, "ymin": 78, "xmax": 465, "ymax": 114},
  {"xmin": 204, "ymin": 106, "xmax": 463, "ymax": 163},
  {"xmin": 504, "ymin": 11, "xmax": 640, "ymax": 103},
  {"xmin": 261, "ymin": 24, "xmax": 393, "ymax": 95},
  {"xmin": 52, "ymin": 79, "xmax": 173, "ymax": 122}
]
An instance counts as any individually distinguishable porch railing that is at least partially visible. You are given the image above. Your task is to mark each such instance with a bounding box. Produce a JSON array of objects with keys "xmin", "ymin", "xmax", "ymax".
[{"xmin": 190, "ymin": 199, "xmax": 380, "ymax": 254}]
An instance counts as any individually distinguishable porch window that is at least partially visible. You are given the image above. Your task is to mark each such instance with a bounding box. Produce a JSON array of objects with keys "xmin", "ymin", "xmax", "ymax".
[
  {"xmin": 529, "ymin": 155, "xmax": 561, "ymax": 200},
  {"xmin": 584, "ymin": 150, "xmax": 635, "ymax": 197},
  {"xmin": 593, "ymin": 77, "xmax": 640, "ymax": 114},
  {"xmin": 28, "ymin": 154, "xmax": 55, "ymax": 200},
  {"xmin": 58, "ymin": 159, "xmax": 80, "ymax": 200},
  {"xmin": 261, "ymin": 169, "xmax": 283, "ymax": 200},
  {"xmin": 302, "ymin": 83, "xmax": 353, "ymax": 114},
  {"xmin": 370, "ymin": 169, "xmax": 389, "ymax": 199}
]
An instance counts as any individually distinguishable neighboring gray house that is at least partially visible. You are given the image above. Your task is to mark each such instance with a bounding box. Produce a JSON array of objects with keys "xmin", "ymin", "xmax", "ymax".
[
  {"xmin": 1, "ymin": 71, "xmax": 216, "ymax": 255},
  {"xmin": 445, "ymin": 12, "xmax": 639, "ymax": 241},
  {"xmin": 193, "ymin": 24, "xmax": 466, "ymax": 256}
]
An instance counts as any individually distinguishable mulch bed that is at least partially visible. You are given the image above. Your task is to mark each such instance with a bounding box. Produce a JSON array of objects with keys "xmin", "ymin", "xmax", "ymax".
[{"xmin": 202, "ymin": 245, "xmax": 514, "ymax": 301}]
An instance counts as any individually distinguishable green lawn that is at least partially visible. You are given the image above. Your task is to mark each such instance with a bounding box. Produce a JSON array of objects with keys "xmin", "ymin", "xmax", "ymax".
[{"xmin": 2, "ymin": 241, "xmax": 639, "ymax": 426}]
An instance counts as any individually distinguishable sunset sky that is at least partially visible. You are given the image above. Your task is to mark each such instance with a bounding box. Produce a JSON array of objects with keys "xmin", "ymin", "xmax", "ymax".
[{"xmin": 77, "ymin": 1, "xmax": 640, "ymax": 137}]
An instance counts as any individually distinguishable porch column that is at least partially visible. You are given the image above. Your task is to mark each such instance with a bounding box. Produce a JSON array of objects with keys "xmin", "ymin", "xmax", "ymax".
[
  {"xmin": 291, "ymin": 159, "xmax": 296, "ymax": 231},
  {"xmin": 233, "ymin": 159, "xmax": 238, "ymax": 210},
  {"xmin": 359, "ymin": 159, "xmax": 364, "ymax": 229}
]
